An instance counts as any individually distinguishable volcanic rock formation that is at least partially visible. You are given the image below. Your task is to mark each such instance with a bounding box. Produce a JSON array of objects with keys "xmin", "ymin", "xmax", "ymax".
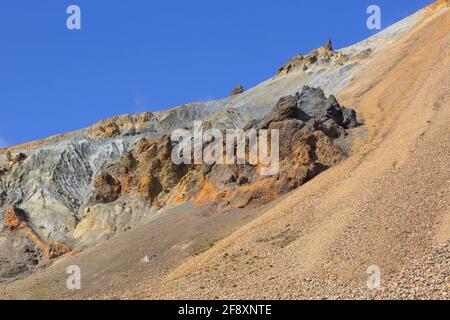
[{"xmin": 73, "ymin": 86, "xmax": 357, "ymax": 244}]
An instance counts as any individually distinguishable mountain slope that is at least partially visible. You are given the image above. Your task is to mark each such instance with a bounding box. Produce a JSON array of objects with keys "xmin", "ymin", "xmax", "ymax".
[
  {"xmin": 0, "ymin": 1, "xmax": 448, "ymax": 299},
  {"xmin": 122, "ymin": 2, "xmax": 450, "ymax": 299}
]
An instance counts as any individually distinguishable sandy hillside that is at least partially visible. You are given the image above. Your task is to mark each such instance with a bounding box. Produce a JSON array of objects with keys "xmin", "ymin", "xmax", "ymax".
[{"xmin": 119, "ymin": 2, "xmax": 450, "ymax": 299}]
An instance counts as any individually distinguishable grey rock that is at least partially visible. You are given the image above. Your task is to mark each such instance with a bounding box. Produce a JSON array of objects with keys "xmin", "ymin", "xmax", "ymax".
[
  {"xmin": 259, "ymin": 95, "xmax": 299, "ymax": 129},
  {"xmin": 143, "ymin": 252, "xmax": 157, "ymax": 263},
  {"xmin": 297, "ymin": 86, "xmax": 357, "ymax": 128}
]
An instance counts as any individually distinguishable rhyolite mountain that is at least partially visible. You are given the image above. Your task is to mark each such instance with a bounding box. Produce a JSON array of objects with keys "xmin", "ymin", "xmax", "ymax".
[
  {"xmin": 0, "ymin": 6, "xmax": 424, "ymax": 280},
  {"xmin": 0, "ymin": 1, "xmax": 448, "ymax": 297}
]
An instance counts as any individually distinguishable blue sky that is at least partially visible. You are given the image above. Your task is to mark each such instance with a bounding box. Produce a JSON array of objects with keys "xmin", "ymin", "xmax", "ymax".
[{"xmin": 0, "ymin": 0, "xmax": 431, "ymax": 147}]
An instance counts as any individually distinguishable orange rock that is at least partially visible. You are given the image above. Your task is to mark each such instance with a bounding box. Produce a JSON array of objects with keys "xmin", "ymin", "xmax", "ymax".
[
  {"xmin": 426, "ymin": 0, "xmax": 450, "ymax": 10},
  {"xmin": 46, "ymin": 240, "xmax": 71, "ymax": 259},
  {"xmin": 3, "ymin": 207, "xmax": 25, "ymax": 230},
  {"xmin": 90, "ymin": 122, "xmax": 120, "ymax": 139}
]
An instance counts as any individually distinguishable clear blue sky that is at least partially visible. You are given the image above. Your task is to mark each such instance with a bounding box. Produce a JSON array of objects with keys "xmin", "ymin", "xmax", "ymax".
[{"xmin": 0, "ymin": 0, "xmax": 431, "ymax": 147}]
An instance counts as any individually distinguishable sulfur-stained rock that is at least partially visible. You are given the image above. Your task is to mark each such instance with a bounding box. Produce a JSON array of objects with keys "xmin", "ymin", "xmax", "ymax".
[
  {"xmin": 138, "ymin": 174, "xmax": 163, "ymax": 203},
  {"xmin": 3, "ymin": 207, "xmax": 26, "ymax": 231},
  {"xmin": 46, "ymin": 240, "xmax": 71, "ymax": 259},
  {"xmin": 88, "ymin": 172, "xmax": 122, "ymax": 204}
]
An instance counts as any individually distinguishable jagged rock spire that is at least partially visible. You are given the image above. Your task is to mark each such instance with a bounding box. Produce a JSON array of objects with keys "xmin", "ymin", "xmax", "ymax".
[{"xmin": 325, "ymin": 37, "xmax": 333, "ymax": 51}]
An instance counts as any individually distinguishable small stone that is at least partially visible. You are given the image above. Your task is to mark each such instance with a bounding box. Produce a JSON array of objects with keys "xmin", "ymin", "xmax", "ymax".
[{"xmin": 143, "ymin": 252, "xmax": 157, "ymax": 263}]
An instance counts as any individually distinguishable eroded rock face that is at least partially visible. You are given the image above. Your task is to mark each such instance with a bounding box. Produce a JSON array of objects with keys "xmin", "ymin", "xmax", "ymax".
[
  {"xmin": 0, "ymin": 81, "xmax": 360, "ymax": 281},
  {"xmin": 277, "ymin": 39, "xmax": 341, "ymax": 75},
  {"xmin": 0, "ymin": 207, "xmax": 71, "ymax": 281},
  {"xmin": 79, "ymin": 86, "xmax": 357, "ymax": 233},
  {"xmin": 0, "ymin": 232, "xmax": 42, "ymax": 281},
  {"xmin": 87, "ymin": 136, "xmax": 190, "ymax": 208},
  {"xmin": 90, "ymin": 112, "xmax": 158, "ymax": 139}
]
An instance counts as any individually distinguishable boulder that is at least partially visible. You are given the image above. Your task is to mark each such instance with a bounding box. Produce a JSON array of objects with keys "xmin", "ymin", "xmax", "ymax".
[
  {"xmin": 259, "ymin": 95, "xmax": 299, "ymax": 129},
  {"xmin": 297, "ymin": 86, "xmax": 358, "ymax": 128},
  {"xmin": 230, "ymin": 85, "xmax": 245, "ymax": 96}
]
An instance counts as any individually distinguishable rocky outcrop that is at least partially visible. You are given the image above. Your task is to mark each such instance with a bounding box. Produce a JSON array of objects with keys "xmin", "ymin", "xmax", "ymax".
[
  {"xmin": 84, "ymin": 137, "xmax": 190, "ymax": 210},
  {"xmin": 3, "ymin": 207, "xmax": 27, "ymax": 230},
  {"xmin": 0, "ymin": 232, "xmax": 42, "ymax": 281},
  {"xmin": 0, "ymin": 81, "xmax": 361, "ymax": 274},
  {"xmin": 258, "ymin": 86, "xmax": 357, "ymax": 130},
  {"xmin": 296, "ymin": 86, "xmax": 358, "ymax": 128},
  {"xmin": 75, "ymin": 86, "xmax": 358, "ymax": 240},
  {"xmin": 277, "ymin": 39, "xmax": 343, "ymax": 76},
  {"xmin": 325, "ymin": 38, "xmax": 333, "ymax": 51},
  {"xmin": 230, "ymin": 85, "xmax": 245, "ymax": 96},
  {"xmin": 0, "ymin": 33, "xmax": 376, "ymax": 283},
  {"xmin": 90, "ymin": 112, "xmax": 158, "ymax": 139},
  {"xmin": 0, "ymin": 152, "xmax": 27, "ymax": 176},
  {"xmin": 6, "ymin": 152, "xmax": 27, "ymax": 165},
  {"xmin": 276, "ymin": 38, "xmax": 371, "ymax": 77}
]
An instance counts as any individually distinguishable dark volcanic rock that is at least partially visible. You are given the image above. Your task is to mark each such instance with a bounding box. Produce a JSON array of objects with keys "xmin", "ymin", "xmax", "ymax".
[
  {"xmin": 260, "ymin": 86, "xmax": 358, "ymax": 131},
  {"xmin": 342, "ymin": 108, "xmax": 358, "ymax": 128},
  {"xmin": 297, "ymin": 86, "xmax": 357, "ymax": 128},
  {"xmin": 259, "ymin": 95, "xmax": 300, "ymax": 129}
]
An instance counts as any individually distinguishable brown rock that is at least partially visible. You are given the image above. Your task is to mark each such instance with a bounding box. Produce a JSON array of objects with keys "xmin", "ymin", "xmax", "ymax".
[
  {"xmin": 3, "ymin": 207, "xmax": 26, "ymax": 230},
  {"xmin": 46, "ymin": 241, "xmax": 71, "ymax": 259},
  {"xmin": 230, "ymin": 85, "xmax": 245, "ymax": 96},
  {"xmin": 122, "ymin": 152, "xmax": 138, "ymax": 174},
  {"xmin": 89, "ymin": 172, "xmax": 122, "ymax": 204},
  {"xmin": 5, "ymin": 152, "xmax": 27, "ymax": 165},
  {"xmin": 325, "ymin": 38, "xmax": 333, "ymax": 51},
  {"xmin": 138, "ymin": 174, "xmax": 163, "ymax": 203}
]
